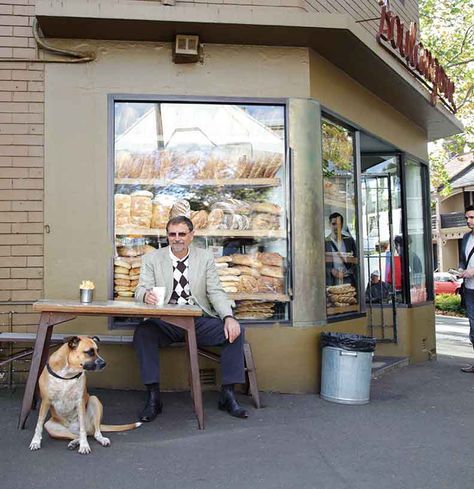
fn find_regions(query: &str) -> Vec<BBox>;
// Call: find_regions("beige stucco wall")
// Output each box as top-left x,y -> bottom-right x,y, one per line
375,304 -> 436,362
309,50 -> 428,160
440,191 -> 465,214
43,40 -> 433,393
44,40 -> 310,335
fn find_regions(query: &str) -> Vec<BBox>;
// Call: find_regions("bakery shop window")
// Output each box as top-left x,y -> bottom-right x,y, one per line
405,159 -> 428,303
322,119 -> 359,316
112,101 -> 290,324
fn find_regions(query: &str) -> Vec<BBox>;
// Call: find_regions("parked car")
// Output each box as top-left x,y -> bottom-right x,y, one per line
434,272 -> 462,295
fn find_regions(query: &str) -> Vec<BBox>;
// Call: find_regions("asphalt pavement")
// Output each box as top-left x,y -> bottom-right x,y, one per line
1,316 -> 474,489
435,314 -> 474,359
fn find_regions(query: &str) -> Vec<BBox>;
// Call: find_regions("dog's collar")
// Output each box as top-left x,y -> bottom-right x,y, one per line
46,363 -> 83,380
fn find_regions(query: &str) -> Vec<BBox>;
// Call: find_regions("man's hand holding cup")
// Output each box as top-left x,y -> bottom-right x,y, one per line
145,286 -> 166,306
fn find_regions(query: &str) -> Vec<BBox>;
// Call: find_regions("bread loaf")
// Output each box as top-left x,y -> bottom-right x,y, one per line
257,276 -> 284,293
219,275 -> 240,283
142,244 -> 156,255
128,154 -> 145,179
114,285 -> 131,292
231,254 -> 262,269
151,202 -> 171,229
116,151 -> 133,178
190,210 -> 208,229
251,202 -> 282,215
233,265 -> 261,278
260,265 -> 284,278
238,275 -> 259,293
169,199 -> 191,219
215,256 -> 233,263
114,259 -> 131,269
114,194 -> 131,227
140,153 -> 158,179
217,267 -> 241,276
250,213 -> 280,230
222,285 -> 238,293
116,291 -> 134,297
117,246 -> 141,258
114,266 -> 131,275
114,278 -> 131,286
159,151 -> 172,180
257,252 -> 283,267
208,209 -> 224,229
130,191 -> 153,228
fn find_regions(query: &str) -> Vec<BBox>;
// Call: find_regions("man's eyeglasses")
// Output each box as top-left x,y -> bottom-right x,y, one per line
167,232 -> 189,238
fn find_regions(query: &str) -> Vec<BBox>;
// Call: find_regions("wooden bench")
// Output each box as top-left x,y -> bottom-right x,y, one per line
0,331 -> 261,409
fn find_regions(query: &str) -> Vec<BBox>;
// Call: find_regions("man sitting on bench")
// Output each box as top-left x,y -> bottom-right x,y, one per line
133,216 -> 248,422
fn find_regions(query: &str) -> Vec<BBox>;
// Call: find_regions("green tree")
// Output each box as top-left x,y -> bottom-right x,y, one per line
419,0 -> 474,193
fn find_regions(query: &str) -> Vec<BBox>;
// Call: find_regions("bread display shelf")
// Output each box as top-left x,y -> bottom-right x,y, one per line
325,255 -> 358,264
115,227 -> 286,238
115,178 -> 281,188
327,304 -> 359,315
229,293 -> 290,302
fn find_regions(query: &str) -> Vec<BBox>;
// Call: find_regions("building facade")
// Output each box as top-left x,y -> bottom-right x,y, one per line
433,153 -> 474,272
0,0 -> 463,392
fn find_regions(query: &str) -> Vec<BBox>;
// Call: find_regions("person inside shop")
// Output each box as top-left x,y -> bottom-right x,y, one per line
325,212 -> 357,286
459,205 -> 474,373
394,235 -> 422,275
133,215 -> 248,422
365,270 -> 390,303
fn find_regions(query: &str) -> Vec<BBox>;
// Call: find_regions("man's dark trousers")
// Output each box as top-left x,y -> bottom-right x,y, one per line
133,317 -> 245,385
465,288 -> 474,345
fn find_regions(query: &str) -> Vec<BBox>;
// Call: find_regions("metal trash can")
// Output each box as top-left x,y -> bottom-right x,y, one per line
320,332 -> 376,405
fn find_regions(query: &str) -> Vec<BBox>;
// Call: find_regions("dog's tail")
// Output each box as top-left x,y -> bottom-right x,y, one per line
100,422 -> 142,432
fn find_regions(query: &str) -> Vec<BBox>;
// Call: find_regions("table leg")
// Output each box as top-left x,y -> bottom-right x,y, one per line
161,315 -> 204,430
18,312 -> 75,429
18,314 -> 52,429
185,325 -> 204,430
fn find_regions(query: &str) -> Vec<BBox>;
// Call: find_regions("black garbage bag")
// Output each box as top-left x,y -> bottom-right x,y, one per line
320,332 -> 376,352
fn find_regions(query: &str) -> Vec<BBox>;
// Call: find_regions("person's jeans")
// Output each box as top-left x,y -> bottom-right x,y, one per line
465,288 -> 474,345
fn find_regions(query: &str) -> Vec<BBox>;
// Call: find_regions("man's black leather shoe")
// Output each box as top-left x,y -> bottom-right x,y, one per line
218,386 -> 248,419
139,389 -> 163,422
461,364 -> 474,373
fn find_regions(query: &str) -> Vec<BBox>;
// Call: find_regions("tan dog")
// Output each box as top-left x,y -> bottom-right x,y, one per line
29,336 -> 141,454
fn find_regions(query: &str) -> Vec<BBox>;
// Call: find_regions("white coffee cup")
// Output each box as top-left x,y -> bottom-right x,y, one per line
152,286 -> 166,306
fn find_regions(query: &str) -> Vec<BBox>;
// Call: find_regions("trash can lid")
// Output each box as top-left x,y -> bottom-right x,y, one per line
320,332 -> 376,352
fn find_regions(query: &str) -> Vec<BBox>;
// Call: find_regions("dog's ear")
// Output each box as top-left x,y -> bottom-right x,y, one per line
65,336 -> 81,349
89,335 -> 100,344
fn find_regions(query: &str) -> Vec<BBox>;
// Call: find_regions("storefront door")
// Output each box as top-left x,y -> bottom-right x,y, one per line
361,171 -> 398,343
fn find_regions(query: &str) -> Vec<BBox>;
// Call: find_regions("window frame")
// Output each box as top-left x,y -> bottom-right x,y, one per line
108,94 -> 294,328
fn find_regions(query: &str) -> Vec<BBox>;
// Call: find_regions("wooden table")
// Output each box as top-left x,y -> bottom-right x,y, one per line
18,299 -> 203,430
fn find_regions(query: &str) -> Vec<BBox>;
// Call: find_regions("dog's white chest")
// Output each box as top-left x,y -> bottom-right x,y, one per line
48,375 -> 84,422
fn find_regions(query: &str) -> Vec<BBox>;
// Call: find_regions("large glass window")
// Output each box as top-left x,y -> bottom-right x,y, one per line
405,159 -> 428,303
322,119 -> 359,316
113,101 -> 290,323
362,156 -> 404,303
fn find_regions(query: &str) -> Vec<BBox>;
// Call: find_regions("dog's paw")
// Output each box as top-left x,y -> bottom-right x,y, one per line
29,439 -> 41,451
78,443 -> 91,455
67,439 -> 80,450
96,435 -> 110,447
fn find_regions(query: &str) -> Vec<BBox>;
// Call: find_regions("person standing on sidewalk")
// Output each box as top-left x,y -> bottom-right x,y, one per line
460,205 -> 474,372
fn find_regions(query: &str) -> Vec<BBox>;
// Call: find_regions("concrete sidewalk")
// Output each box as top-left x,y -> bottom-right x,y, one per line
1,354 -> 474,489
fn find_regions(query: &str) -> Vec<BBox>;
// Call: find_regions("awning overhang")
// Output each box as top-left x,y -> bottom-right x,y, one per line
35,1 -> 463,141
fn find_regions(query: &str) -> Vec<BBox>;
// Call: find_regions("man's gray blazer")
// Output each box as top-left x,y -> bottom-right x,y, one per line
135,245 -> 235,319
